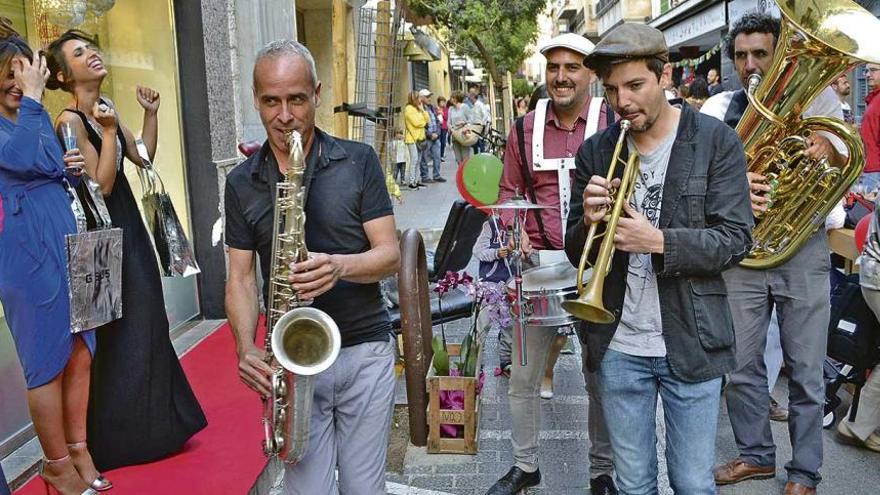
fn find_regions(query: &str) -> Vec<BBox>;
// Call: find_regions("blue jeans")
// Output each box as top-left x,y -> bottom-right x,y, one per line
0,462 -> 9,495
419,138 -> 442,180
598,349 -> 721,495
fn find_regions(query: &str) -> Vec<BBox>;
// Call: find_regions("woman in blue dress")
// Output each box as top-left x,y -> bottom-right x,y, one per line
0,21 -> 106,495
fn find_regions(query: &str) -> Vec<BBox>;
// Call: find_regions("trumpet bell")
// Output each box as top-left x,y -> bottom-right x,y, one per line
271,307 -> 341,376
561,299 -> 615,324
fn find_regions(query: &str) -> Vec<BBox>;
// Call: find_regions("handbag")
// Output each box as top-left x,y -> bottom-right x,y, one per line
135,139 -> 201,277
451,124 -> 480,147
66,175 -> 123,333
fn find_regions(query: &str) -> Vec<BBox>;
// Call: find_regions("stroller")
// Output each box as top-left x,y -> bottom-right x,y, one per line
823,272 -> 880,428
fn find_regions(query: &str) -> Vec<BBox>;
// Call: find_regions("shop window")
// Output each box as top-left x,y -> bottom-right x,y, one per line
411,61 -> 428,91
0,0 -> 191,234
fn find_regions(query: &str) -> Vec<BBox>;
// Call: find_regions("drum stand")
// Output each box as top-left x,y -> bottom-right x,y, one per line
510,211 -> 528,366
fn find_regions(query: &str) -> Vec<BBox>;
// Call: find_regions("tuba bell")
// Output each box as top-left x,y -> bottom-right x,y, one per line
736,0 -> 880,269
262,131 -> 341,464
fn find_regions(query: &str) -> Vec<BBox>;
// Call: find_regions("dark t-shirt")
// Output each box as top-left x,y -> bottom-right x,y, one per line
224,128 -> 395,347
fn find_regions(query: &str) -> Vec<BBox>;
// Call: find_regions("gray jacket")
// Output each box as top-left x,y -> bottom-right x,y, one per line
564,103 -> 753,382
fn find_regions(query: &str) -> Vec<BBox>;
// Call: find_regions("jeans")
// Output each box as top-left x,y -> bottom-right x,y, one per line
854,171 -> 880,196
439,129 -> 448,158
598,349 -> 720,495
849,288 -> 880,440
419,138 -> 442,180
407,143 -> 420,185
0,461 -> 9,495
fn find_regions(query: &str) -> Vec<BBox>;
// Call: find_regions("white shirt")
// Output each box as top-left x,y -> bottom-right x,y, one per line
700,86 -> 847,228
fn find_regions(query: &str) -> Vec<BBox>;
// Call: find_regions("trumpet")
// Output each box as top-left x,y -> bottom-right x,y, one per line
562,120 -> 639,323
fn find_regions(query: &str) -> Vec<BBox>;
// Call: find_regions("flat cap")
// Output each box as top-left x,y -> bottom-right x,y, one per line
539,33 -> 596,58
585,23 -> 669,65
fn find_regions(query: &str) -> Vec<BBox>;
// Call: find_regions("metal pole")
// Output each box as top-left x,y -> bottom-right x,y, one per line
510,212 -> 527,366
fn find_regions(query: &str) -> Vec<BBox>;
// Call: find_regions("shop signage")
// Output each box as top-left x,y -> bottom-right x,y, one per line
663,2 -> 726,48
728,0 -> 780,23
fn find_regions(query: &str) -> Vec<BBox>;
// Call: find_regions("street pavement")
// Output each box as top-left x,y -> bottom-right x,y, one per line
387,151 -> 880,494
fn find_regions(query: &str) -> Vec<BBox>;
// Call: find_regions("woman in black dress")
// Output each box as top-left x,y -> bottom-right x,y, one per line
45,29 -> 207,472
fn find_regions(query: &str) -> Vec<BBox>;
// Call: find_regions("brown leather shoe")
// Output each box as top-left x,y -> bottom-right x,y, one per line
784,481 -> 816,494
714,458 -> 775,485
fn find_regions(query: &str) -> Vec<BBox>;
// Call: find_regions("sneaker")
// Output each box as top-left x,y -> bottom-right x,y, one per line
540,377 -> 553,399
836,420 -> 880,452
407,183 -> 419,190
433,176 -> 447,182
421,178 -> 434,184
416,182 -> 427,189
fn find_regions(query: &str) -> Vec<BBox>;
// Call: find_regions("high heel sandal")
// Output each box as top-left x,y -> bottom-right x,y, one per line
39,455 -> 99,495
67,442 -> 113,492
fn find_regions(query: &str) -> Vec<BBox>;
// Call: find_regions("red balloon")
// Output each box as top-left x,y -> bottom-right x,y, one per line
855,214 -> 871,254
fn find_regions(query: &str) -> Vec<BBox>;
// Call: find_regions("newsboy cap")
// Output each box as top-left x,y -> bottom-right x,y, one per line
539,33 -> 596,58
584,23 -> 669,67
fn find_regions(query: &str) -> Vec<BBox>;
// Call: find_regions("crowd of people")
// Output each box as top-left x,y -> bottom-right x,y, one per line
395,85 -> 493,190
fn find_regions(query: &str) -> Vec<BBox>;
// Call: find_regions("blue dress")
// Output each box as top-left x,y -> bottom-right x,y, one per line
0,97 -> 95,389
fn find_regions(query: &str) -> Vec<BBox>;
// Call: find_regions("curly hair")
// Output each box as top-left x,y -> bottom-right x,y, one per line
44,29 -> 101,92
725,12 -> 780,61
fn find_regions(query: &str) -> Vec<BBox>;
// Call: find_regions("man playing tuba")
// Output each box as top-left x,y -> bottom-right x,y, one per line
702,12 -> 847,495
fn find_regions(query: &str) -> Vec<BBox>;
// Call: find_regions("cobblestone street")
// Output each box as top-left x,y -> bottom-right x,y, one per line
386,154 -> 880,495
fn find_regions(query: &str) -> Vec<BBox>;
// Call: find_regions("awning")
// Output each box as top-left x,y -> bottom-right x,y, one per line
402,28 -> 442,61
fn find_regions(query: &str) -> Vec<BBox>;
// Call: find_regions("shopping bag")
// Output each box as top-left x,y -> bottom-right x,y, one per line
66,175 -> 123,333
135,139 -> 201,277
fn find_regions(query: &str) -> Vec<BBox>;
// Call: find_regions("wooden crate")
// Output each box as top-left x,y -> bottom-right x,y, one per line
426,343 -> 482,454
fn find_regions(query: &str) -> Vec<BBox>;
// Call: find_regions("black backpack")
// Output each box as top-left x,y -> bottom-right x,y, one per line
827,273 -> 880,370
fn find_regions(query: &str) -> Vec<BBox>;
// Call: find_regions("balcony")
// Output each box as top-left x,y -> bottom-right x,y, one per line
555,0 -> 579,21
596,0 -> 620,17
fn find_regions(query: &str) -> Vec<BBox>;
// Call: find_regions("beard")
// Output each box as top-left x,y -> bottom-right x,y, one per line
550,84 -> 582,109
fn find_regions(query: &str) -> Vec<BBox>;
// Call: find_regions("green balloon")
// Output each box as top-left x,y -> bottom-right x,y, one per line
458,153 -> 503,206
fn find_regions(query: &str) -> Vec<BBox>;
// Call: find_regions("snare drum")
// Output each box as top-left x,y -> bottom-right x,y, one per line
507,262 -> 586,327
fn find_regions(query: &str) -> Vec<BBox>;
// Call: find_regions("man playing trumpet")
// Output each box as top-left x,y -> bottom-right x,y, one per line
565,24 -> 753,493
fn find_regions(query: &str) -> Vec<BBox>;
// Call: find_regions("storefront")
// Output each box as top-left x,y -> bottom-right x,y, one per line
0,0 -> 199,460
650,0 -> 726,88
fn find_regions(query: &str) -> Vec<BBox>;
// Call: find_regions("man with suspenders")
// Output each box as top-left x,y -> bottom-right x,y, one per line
485,33 -> 617,495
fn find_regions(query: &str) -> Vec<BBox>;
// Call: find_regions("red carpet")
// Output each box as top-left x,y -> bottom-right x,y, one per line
16,323 -> 267,495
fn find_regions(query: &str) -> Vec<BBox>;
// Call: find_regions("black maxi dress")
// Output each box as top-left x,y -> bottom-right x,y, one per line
67,107 -> 207,471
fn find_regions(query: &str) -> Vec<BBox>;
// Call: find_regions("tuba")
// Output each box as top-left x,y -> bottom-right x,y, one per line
262,131 -> 341,464
736,0 -> 880,269
562,120 -> 639,323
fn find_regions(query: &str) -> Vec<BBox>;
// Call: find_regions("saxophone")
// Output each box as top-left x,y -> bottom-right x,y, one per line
262,130 -> 341,464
